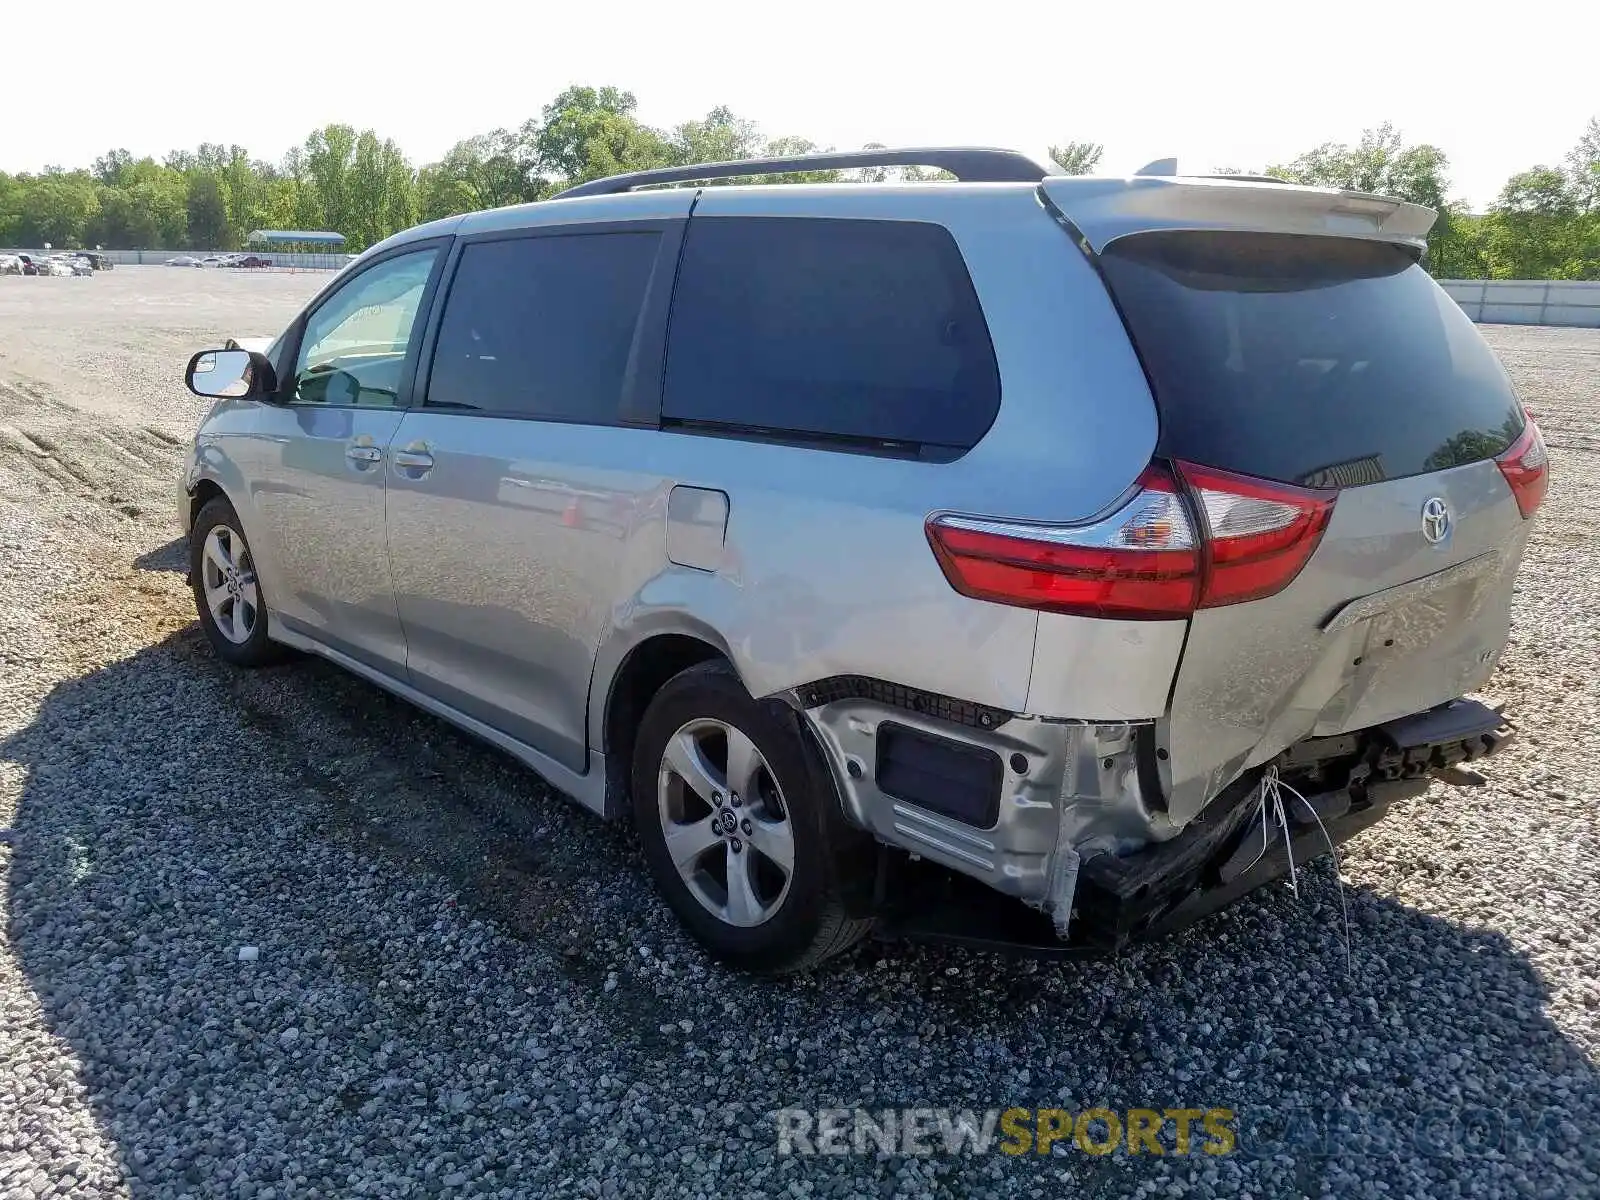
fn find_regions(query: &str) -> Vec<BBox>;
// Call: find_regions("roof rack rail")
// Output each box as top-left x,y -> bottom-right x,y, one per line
552,146 -> 1048,199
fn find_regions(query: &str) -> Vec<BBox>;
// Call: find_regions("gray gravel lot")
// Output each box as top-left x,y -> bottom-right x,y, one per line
0,267 -> 1597,1198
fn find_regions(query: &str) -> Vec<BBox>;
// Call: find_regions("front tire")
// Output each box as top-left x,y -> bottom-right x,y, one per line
189,496 -> 284,668
632,661 -> 873,974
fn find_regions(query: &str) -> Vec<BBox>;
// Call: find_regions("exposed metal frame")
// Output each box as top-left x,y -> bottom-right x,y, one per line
553,147 -> 1048,199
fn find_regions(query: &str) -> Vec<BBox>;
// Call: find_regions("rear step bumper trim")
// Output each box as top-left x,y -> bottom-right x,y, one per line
1377,697 -> 1511,751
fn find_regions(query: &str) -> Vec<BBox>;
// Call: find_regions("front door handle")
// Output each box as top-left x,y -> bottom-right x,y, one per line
345,444 -> 383,464
392,441 -> 435,475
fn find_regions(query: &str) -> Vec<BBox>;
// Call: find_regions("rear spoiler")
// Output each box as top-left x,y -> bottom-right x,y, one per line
1038,175 -> 1437,254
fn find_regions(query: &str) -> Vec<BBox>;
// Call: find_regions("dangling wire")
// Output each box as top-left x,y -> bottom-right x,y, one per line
1244,765 -> 1353,974
1240,765 -> 1298,895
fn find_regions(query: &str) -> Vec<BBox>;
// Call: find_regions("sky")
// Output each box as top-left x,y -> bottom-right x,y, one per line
4,0 -> 1595,211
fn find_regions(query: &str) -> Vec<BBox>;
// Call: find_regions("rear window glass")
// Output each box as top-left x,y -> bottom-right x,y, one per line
1099,232 -> 1524,487
663,217 -> 999,457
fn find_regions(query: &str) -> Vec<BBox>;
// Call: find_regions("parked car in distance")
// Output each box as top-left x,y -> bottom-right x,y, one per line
0,254 -> 21,275
166,256 -> 201,267
72,251 -> 113,270
17,254 -> 40,275
37,257 -> 75,276
56,255 -> 94,277
177,147 -> 1544,973
232,255 -> 272,268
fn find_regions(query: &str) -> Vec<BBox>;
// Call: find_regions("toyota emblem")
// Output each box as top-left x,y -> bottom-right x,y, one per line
1421,496 -> 1451,544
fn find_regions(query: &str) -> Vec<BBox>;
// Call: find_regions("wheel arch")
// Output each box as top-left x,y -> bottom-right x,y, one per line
183,470 -> 282,624
595,625 -> 735,819
187,477 -> 229,534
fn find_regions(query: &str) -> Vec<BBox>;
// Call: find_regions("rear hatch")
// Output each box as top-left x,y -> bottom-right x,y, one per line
1042,178 -> 1545,825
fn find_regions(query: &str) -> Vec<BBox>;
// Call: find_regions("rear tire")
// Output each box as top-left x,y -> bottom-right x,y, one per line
189,496 -> 285,668
632,661 -> 873,973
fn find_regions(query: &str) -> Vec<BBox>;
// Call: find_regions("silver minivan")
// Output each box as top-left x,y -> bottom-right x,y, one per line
179,148 -> 1545,972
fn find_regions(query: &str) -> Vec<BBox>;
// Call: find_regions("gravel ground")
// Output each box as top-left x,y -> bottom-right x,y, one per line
0,268 -> 1597,1199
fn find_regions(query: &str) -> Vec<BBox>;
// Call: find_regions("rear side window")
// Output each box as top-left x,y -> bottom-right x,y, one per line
663,217 -> 999,458
427,232 -> 660,423
1099,232 -> 1524,487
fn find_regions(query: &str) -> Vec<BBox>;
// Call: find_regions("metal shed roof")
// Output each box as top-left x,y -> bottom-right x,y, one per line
246,230 -> 347,245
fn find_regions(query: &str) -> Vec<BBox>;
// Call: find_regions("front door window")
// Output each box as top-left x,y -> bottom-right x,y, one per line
292,250 -> 438,407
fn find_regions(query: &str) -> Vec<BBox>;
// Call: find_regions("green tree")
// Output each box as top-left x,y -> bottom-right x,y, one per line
0,174 -> 18,242
1565,116 -> 1600,213
670,106 -> 763,169
346,132 -> 416,249
1485,167 -> 1590,279
1427,210 -> 1492,279
139,173 -> 191,248
532,86 -> 674,187
92,148 -> 134,187
417,130 -> 536,222
304,124 -> 359,235
185,173 -> 229,248
280,146 -> 324,230
18,175 -> 100,246
89,188 -> 155,248
217,146 -> 263,243
1048,141 -> 1103,175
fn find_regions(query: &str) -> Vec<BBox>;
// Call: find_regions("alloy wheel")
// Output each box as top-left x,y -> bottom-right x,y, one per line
656,717 -> 795,927
200,525 -> 258,644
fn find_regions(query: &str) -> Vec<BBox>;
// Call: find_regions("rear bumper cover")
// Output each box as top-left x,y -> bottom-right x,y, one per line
871,697 -> 1514,955
804,687 -> 1169,933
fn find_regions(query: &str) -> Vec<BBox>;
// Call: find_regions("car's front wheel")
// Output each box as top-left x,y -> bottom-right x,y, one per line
189,495 -> 284,668
632,661 -> 873,973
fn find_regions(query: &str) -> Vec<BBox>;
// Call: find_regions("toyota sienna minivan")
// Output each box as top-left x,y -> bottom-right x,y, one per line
179,147 -> 1544,972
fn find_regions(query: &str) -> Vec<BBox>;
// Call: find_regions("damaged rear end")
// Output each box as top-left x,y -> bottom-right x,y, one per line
885,177 -> 1546,952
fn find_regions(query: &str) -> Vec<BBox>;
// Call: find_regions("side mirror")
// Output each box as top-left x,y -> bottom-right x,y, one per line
186,348 -> 277,401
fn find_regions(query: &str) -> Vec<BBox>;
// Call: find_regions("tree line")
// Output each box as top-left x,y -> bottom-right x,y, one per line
2,85 -> 1596,279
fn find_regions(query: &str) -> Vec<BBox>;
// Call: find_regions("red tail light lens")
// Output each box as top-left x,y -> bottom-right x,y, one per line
1175,462 -> 1336,607
1495,419 -> 1548,518
927,462 -> 1335,620
927,466 -> 1200,619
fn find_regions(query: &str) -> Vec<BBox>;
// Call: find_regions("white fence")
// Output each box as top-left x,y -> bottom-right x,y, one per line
1437,279 -> 1600,328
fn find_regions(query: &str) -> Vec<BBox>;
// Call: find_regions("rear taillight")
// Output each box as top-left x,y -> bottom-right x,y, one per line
927,466 -> 1200,619
1175,462 -> 1336,608
1495,419 -> 1548,518
927,462 -> 1334,620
